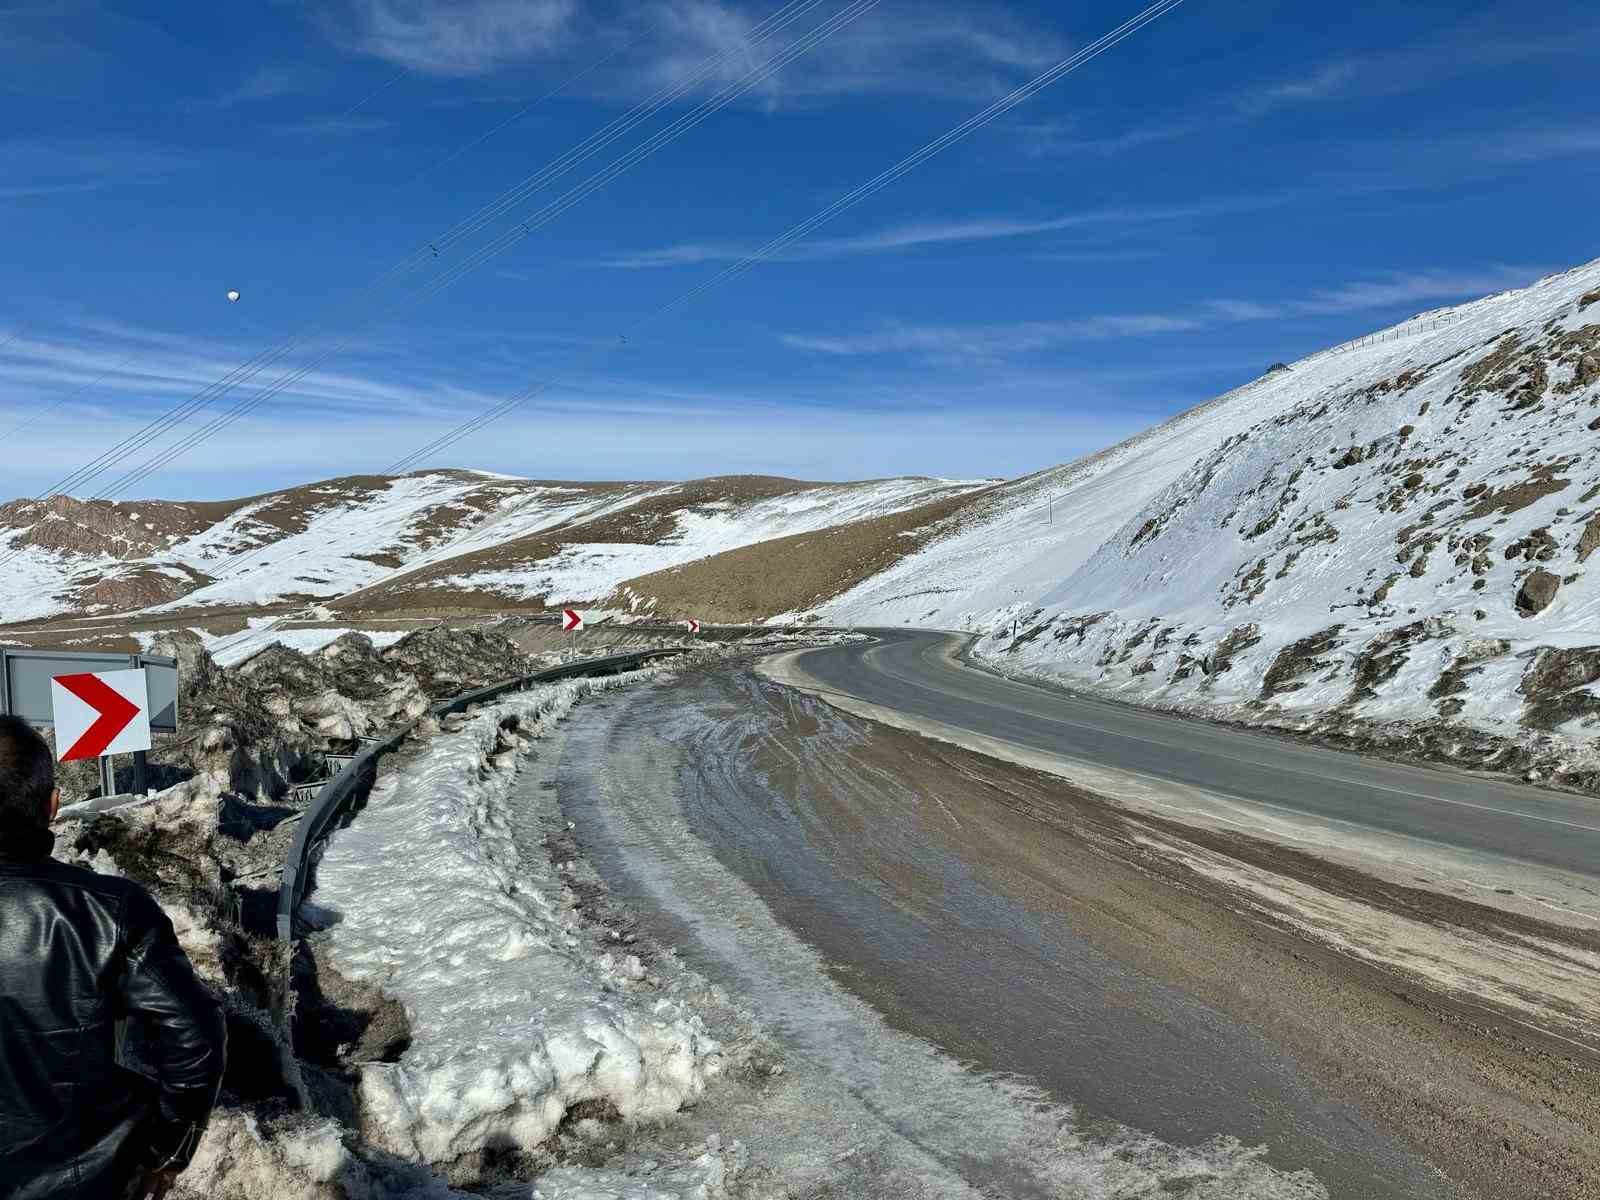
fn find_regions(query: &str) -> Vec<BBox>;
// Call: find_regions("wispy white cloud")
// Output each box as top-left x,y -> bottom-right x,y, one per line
782,314 -> 1206,359
0,388 -> 1144,498
0,317 -> 1160,496
1290,267 -> 1534,315
270,114 -> 395,137
0,181 -> 109,200
782,266 -> 1539,359
600,242 -> 743,270
597,195 -> 1312,269
1479,126 -> 1600,163
0,321 -> 482,421
324,0 -> 575,78
0,138 -> 186,201
1230,62 -> 1359,116
1015,17 -> 1596,159
320,0 -> 1063,102
197,66 -> 308,111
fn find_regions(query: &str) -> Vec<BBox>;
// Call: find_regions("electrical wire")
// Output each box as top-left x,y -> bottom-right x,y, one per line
388,0 -> 1188,473
0,0 -> 830,525
96,0 -> 878,503
0,349 -> 142,444
98,0 -> 883,586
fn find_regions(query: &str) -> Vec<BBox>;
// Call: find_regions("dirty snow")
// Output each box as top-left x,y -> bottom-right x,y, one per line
186,620 -> 412,667
314,676 -> 732,1194
545,680 -> 1334,1199
1139,828 -> 1600,1055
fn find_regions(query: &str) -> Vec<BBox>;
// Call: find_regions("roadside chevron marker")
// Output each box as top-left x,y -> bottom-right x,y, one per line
562,609 -> 584,632
50,670 -> 151,761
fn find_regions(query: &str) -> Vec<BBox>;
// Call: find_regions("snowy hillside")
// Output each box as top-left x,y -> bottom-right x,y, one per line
0,471 -> 982,623
795,372 -> 1310,630
891,258 -> 1600,776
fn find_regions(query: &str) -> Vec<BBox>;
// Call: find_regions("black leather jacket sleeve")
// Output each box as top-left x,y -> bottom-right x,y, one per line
115,887 -> 227,1172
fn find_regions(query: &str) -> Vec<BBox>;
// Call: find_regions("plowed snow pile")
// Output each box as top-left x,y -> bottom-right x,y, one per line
312,678 -> 739,1196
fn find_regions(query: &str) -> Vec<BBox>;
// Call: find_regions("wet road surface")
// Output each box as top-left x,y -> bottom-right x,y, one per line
554,669 -> 1459,1199
793,629 -> 1600,879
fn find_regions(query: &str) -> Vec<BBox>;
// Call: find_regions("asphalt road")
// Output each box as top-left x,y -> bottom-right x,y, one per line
792,629 -> 1600,880
555,673 -> 1458,1198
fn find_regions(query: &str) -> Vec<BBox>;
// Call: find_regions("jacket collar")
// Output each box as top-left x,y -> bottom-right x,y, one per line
0,826 -> 55,862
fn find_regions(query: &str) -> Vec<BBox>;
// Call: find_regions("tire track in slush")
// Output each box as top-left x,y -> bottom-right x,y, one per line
550,671 -> 1452,1198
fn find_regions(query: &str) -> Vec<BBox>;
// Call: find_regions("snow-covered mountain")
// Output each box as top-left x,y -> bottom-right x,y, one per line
0,472 -> 986,623
814,258 -> 1600,776
11,257 -> 1600,781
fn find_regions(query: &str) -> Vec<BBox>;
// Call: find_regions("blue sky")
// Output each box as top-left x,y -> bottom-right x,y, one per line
1,0 -> 1597,499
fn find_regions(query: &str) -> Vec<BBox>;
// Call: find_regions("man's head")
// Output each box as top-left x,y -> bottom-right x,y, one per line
0,716 -> 58,831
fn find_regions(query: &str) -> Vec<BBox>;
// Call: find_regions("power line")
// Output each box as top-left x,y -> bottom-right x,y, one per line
96,0 -> 878,503
338,66 -> 409,119
3,0 -> 829,516
0,349 -> 142,444
406,27 -> 653,185
0,71 -> 420,462
90,0 -> 882,589
100,0 -> 1188,640
387,0 -> 1189,474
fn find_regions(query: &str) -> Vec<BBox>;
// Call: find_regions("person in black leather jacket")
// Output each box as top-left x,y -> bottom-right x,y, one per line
0,715 -> 226,1200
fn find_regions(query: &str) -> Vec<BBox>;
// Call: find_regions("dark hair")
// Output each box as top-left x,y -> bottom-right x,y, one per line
0,715 -> 55,831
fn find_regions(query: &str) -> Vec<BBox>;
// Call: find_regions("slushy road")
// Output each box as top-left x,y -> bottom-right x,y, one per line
790,629 -> 1600,879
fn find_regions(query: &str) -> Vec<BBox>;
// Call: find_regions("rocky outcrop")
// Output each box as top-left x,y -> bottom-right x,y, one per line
1515,570 -> 1561,617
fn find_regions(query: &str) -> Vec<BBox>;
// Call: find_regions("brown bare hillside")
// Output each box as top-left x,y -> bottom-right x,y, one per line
0,494 -> 243,559
605,487 -> 997,622
330,475 -> 905,613
329,478 -> 789,610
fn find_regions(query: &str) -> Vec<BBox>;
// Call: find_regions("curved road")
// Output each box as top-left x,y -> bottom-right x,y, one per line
792,628 -> 1600,880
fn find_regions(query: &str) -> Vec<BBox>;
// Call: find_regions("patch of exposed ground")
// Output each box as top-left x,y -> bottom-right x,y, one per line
599,488 -> 992,622
331,475 -> 837,611
0,494 -> 236,558
1260,625 -> 1343,698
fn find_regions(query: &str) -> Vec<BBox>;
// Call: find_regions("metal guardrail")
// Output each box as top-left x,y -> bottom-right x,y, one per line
273,647 -> 689,943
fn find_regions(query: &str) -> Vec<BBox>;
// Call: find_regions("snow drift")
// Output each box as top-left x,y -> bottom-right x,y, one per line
313,676 -> 730,1185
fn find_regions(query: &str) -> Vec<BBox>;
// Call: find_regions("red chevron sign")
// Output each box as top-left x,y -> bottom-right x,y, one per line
562,609 -> 583,632
686,619 -> 701,635
50,670 -> 152,762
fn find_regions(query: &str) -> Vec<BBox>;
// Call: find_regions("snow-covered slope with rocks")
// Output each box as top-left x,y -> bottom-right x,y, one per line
790,372 -> 1310,630
0,471 -> 982,622
828,259 -> 1600,778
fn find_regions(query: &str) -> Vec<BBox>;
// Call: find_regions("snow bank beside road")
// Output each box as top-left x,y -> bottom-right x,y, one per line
202,622 -> 412,667
315,674 -> 732,1192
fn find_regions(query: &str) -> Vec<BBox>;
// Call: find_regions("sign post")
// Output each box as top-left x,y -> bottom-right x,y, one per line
51,671 -> 151,760
0,650 -> 177,801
